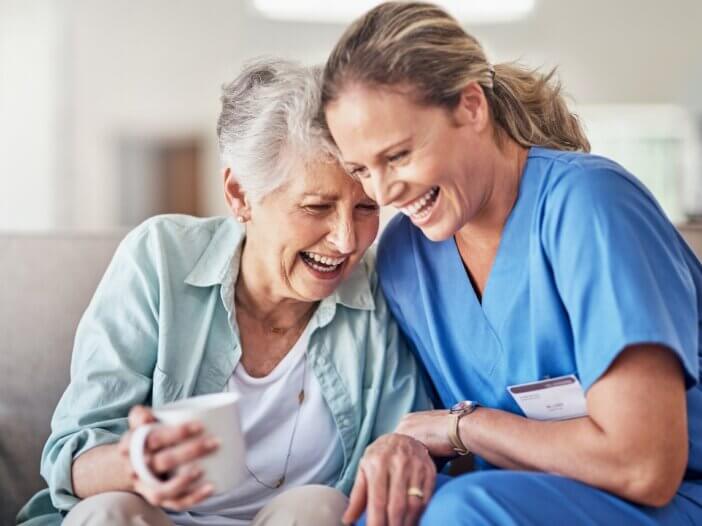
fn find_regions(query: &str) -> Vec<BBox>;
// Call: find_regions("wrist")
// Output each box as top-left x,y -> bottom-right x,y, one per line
457,406 -> 485,454
447,400 -> 480,456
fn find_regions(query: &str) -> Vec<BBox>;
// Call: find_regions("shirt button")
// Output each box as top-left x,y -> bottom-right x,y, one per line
318,357 -> 327,366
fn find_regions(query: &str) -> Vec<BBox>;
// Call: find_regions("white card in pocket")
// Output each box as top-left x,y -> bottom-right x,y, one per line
507,374 -> 588,421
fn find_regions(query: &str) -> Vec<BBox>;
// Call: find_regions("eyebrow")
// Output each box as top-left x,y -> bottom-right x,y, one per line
302,192 -> 340,200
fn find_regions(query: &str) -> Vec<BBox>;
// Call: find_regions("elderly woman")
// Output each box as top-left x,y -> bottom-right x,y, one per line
17,58 -> 431,526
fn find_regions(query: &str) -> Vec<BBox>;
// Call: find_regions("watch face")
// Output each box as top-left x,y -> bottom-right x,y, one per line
450,400 -> 474,414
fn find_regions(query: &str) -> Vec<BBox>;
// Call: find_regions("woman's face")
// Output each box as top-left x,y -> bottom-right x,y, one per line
245,160 -> 379,302
325,83 -> 493,241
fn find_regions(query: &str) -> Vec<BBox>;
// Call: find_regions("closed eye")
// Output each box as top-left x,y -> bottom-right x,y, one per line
304,204 -> 332,213
347,166 -> 369,179
356,203 -> 380,213
387,150 -> 409,163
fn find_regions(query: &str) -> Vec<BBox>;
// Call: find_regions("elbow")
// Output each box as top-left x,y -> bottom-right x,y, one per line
618,448 -> 687,507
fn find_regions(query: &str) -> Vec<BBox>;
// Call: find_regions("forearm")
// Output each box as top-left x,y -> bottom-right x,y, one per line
462,407 -> 684,504
71,443 -> 134,498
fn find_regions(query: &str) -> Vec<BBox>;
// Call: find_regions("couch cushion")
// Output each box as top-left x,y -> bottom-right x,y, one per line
0,232 -> 122,525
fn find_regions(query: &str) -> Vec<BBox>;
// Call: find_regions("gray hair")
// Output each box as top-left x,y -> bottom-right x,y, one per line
217,57 -> 339,202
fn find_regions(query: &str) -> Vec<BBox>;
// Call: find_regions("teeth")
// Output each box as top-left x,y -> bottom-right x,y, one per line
400,187 -> 438,217
301,251 -> 347,268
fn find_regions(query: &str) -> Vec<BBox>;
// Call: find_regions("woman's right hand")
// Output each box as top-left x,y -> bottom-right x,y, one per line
343,433 -> 437,526
117,405 -> 220,511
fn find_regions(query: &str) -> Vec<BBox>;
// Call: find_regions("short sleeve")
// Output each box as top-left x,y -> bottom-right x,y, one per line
542,164 -> 699,391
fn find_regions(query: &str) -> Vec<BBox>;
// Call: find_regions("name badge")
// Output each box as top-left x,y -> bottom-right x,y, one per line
507,375 -> 588,421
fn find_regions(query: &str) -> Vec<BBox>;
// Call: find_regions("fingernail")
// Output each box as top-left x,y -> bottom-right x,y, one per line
189,465 -> 203,477
202,483 -> 215,494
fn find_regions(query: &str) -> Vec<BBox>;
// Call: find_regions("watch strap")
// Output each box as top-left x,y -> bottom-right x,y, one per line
447,413 -> 470,456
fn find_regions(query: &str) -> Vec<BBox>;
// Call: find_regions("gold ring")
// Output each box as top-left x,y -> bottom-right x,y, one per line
407,486 -> 424,499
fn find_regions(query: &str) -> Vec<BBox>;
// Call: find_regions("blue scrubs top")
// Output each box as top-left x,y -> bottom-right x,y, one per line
377,147 -> 702,502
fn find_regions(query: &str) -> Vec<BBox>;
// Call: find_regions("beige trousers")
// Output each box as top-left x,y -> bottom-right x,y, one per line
64,485 -> 348,526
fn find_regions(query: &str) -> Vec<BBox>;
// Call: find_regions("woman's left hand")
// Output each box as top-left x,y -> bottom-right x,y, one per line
395,410 -> 458,458
343,433 -> 436,526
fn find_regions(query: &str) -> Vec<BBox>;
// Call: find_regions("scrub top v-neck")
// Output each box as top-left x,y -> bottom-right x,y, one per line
377,147 -> 702,500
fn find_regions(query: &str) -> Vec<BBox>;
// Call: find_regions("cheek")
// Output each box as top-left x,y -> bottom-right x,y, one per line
356,217 -> 380,251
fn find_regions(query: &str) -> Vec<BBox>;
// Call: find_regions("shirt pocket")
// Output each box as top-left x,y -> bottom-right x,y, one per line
151,366 -> 184,407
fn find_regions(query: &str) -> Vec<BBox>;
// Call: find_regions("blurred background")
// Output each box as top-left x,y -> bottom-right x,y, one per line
1,0 -> 702,232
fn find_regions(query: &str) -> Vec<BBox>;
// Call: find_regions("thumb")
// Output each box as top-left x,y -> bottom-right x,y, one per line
128,405 -> 157,430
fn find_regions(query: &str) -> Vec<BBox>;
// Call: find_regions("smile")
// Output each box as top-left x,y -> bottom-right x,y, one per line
399,186 -> 440,220
300,251 -> 348,273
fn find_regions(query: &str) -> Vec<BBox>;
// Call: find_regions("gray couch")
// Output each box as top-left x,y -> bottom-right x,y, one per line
2,225 -> 701,526
0,233 -> 123,526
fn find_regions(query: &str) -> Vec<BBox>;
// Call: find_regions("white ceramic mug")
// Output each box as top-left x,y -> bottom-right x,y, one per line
129,392 -> 246,494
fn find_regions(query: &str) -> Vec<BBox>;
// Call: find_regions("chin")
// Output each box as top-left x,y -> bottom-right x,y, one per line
419,221 -> 458,242
299,281 -> 339,302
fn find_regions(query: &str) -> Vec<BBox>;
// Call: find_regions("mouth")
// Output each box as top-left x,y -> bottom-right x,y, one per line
398,186 -> 440,222
299,251 -> 348,280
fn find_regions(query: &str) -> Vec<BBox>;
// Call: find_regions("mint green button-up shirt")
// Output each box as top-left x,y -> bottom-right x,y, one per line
18,215 -> 431,525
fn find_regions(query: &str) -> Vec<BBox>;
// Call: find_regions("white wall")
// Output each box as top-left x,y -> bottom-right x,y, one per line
2,0 -> 702,230
0,0 -> 64,230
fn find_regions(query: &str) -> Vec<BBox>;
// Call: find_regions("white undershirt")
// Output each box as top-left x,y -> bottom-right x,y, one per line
167,323 -> 344,526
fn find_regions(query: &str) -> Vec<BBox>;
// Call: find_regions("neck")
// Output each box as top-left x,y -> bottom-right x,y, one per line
457,138 -> 527,244
235,240 -> 315,327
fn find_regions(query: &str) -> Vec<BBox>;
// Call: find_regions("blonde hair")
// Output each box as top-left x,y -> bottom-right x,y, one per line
322,1 -> 590,152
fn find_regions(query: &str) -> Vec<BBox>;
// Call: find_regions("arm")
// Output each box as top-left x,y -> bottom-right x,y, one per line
71,444 -> 132,497
459,345 -> 688,506
44,222 -> 213,511
399,166 -> 697,508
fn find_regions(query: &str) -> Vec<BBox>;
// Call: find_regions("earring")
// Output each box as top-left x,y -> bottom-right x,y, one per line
237,216 -> 245,223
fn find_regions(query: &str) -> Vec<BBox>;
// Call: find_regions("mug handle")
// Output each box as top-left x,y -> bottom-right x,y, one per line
129,423 -> 163,487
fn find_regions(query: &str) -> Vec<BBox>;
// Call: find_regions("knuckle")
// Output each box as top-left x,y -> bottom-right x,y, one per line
370,495 -> 387,510
388,501 -> 406,517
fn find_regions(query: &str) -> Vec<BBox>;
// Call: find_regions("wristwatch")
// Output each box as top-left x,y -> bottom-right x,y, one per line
448,400 -> 480,456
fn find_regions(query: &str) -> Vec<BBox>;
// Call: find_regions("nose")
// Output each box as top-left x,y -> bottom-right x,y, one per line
369,169 -> 402,207
328,212 -> 357,255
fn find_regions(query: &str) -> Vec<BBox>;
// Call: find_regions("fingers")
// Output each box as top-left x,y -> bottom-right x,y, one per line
386,456 -> 409,526
343,467 -> 369,525
146,421 -> 204,452
160,481 -> 216,511
353,433 -> 438,526
365,460 -> 389,526
149,435 -> 219,476
135,466 -> 215,511
403,463 -> 432,526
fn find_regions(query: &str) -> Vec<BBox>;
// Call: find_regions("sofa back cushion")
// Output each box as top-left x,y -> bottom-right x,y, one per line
0,233 -> 122,525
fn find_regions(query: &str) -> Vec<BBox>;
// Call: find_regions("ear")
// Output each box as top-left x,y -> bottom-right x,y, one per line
451,81 -> 490,133
223,167 -> 251,222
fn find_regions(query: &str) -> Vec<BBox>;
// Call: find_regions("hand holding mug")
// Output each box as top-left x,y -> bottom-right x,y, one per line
117,405 -> 219,511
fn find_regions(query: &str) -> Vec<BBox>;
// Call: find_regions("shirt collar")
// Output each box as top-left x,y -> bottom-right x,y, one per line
184,218 -> 375,315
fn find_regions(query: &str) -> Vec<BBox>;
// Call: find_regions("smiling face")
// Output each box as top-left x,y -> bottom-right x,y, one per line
325,82 -> 497,241
237,159 -> 380,303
